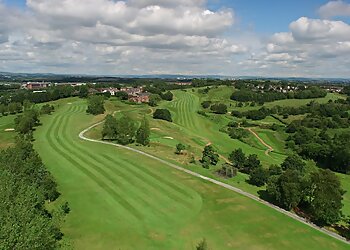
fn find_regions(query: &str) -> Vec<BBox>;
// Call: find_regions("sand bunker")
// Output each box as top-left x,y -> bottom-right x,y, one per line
4,128 -> 15,132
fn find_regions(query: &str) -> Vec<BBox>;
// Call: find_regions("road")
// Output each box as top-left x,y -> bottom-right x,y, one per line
79,121 -> 349,245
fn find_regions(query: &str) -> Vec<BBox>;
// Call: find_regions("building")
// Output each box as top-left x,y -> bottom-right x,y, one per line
54,82 -> 87,87
23,82 -> 50,90
128,92 -> 150,103
174,82 -> 192,86
98,86 -> 145,97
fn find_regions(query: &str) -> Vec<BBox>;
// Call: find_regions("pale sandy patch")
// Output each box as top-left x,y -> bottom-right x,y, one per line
4,128 -> 15,132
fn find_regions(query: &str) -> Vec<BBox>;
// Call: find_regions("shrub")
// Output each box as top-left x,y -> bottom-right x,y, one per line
153,109 -> 172,122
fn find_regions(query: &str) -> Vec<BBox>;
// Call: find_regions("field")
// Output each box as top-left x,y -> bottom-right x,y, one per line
202,86 -> 345,112
89,89 -> 350,219
32,98 -> 350,249
0,114 -> 16,149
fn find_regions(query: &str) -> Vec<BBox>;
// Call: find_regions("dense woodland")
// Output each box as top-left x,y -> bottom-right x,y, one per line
0,103 -> 66,249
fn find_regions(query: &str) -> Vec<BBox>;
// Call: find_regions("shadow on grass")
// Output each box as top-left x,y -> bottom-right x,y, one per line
257,189 -> 278,204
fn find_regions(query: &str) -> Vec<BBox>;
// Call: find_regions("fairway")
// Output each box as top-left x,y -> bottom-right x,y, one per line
164,91 -> 286,166
0,115 -> 16,149
33,99 -> 349,249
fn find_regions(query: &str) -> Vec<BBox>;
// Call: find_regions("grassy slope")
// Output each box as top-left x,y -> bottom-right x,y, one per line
0,114 -> 16,149
203,86 -> 344,112
101,89 -> 350,219
194,87 -> 350,217
33,98 -> 349,250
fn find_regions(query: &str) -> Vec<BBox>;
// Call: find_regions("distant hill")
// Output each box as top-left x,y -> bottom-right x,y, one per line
0,71 -> 349,84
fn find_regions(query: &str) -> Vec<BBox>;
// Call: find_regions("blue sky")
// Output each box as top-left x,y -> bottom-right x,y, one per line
0,0 -> 350,77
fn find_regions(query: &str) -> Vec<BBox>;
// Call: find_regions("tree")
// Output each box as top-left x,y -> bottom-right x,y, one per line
281,154 -> 305,172
153,109 -> 172,122
15,110 -> 40,134
79,85 -> 89,98
8,102 -> 22,114
160,91 -> 173,101
267,170 -> 304,210
116,91 -> 128,100
249,166 -> 268,187
305,169 -> 344,226
268,164 -> 282,176
115,116 -> 136,145
86,95 -> 105,115
0,104 -> 7,116
136,117 -> 150,146
229,149 -> 246,170
210,103 -> 227,114
23,100 -> 34,111
102,114 -> 117,140
61,202 -> 70,214
175,143 -> 186,155
201,101 -> 211,109
149,94 -> 161,107
243,154 -> 261,174
196,238 -> 209,250
41,104 -> 55,115
0,139 -> 61,249
201,145 -> 219,167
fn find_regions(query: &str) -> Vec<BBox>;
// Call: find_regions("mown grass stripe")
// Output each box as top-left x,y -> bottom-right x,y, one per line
103,153 -> 194,199
55,112 -> 145,220
61,112 -> 171,218
72,103 -> 195,200
72,104 -> 195,208
46,106 -> 143,220
102,154 -> 194,209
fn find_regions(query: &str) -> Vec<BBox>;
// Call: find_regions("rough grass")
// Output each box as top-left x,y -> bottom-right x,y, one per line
33,98 -> 349,249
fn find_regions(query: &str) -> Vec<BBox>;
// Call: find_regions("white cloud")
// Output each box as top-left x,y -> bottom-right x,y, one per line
0,0 -> 248,75
319,0 -> 350,18
290,17 -> 350,42
247,16 -> 350,77
0,1 -> 350,77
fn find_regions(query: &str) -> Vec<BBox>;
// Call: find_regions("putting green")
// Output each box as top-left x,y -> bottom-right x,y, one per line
33,99 -> 349,249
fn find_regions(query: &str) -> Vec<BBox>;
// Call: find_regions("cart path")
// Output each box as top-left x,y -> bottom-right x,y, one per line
79,121 -> 349,245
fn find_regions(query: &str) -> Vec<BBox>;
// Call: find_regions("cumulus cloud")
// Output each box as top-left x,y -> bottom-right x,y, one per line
1,0 -> 350,77
319,0 -> 350,18
251,16 -> 350,77
0,0 -> 248,74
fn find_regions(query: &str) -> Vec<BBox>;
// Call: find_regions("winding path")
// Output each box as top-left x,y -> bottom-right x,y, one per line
246,128 -> 274,155
79,121 -> 349,245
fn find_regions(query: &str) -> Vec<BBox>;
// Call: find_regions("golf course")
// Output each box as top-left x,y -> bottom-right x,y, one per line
31,94 -> 350,249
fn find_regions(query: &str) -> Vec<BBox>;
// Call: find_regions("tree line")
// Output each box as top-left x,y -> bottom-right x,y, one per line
0,103 -> 66,249
231,86 -> 327,103
198,143 -> 346,229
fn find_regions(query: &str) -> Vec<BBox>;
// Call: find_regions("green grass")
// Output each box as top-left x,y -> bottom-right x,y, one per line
198,86 -> 346,112
0,114 -> 16,149
33,98 -> 349,249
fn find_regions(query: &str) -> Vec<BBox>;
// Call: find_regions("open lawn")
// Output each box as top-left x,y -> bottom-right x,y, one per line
0,114 -> 16,149
33,98 -> 349,249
